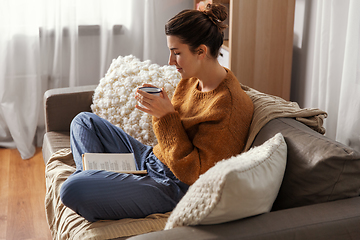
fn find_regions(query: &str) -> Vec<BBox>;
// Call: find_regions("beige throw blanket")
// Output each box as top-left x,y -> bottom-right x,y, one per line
44,86 -> 327,239
242,85 -> 327,151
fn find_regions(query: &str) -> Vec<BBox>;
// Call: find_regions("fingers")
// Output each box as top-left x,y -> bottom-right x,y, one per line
134,93 -> 157,115
160,87 -> 170,100
135,89 -> 156,104
135,103 -> 151,113
135,89 -> 160,112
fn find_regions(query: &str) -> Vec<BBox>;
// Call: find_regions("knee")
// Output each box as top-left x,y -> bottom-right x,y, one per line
70,112 -> 104,137
60,175 -> 83,210
71,112 -> 94,130
60,174 -> 97,222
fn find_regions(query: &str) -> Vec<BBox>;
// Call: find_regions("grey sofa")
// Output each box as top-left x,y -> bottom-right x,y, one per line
43,85 -> 360,240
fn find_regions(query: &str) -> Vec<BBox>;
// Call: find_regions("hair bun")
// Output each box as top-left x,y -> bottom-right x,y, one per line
203,3 -> 228,31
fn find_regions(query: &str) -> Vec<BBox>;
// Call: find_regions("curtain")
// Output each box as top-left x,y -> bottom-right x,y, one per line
0,0 -> 193,159
292,0 -> 360,151
336,0 -> 360,151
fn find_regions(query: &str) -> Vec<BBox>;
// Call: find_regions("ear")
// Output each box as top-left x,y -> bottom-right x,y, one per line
197,44 -> 207,60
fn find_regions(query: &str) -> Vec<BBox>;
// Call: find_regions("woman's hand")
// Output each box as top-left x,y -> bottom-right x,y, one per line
135,84 -> 175,118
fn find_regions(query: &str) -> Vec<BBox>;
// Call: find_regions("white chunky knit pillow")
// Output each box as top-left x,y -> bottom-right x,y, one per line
165,133 -> 287,229
91,55 -> 181,146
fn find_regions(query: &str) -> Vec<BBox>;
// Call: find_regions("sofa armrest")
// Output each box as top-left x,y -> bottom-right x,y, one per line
44,85 -> 97,132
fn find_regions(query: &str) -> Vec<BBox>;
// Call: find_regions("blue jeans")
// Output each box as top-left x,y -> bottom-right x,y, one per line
60,112 -> 188,222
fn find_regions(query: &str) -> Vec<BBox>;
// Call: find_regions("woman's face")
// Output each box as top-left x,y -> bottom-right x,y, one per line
167,35 -> 200,79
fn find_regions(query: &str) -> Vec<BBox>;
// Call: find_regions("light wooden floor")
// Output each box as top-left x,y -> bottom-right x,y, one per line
0,147 -> 52,240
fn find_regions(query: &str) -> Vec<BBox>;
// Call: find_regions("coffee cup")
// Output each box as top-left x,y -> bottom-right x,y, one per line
138,87 -> 162,95
137,87 -> 162,108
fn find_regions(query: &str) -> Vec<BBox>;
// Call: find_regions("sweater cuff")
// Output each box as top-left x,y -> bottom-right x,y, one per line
153,111 -> 179,125
152,111 -> 185,145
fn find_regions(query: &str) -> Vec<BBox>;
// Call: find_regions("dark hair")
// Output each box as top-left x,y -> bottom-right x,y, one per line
165,3 -> 228,59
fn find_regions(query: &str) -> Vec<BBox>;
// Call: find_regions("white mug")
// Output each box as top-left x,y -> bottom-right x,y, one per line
138,87 -> 161,108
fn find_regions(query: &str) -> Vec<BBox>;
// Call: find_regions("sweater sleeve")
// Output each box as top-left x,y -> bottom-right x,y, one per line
152,112 -> 201,185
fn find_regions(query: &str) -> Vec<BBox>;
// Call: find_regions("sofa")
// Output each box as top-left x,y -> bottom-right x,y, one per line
43,85 -> 360,240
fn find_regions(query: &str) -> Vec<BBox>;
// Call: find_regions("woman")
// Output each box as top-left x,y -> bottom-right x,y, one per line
60,3 -> 253,222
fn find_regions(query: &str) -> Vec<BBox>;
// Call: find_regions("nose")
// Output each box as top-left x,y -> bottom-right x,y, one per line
168,53 -> 176,66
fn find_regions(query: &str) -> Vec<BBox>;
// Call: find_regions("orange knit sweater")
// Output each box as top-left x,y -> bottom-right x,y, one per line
152,69 -> 254,185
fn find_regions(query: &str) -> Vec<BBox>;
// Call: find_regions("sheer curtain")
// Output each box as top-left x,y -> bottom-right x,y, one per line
292,0 -> 360,151
336,0 -> 360,151
0,0 -> 192,159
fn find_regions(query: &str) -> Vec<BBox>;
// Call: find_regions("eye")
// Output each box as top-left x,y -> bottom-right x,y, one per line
174,52 -> 180,56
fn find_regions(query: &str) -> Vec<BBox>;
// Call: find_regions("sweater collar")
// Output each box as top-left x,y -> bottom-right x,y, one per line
190,67 -> 232,97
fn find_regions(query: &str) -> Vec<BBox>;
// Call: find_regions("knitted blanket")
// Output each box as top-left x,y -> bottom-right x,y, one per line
242,84 -> 327,151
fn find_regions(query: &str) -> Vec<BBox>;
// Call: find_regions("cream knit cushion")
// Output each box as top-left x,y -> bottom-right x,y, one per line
165,133 -> 287,229
91,55 -> 181,146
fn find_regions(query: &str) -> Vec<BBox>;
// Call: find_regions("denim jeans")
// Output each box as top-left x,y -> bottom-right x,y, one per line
60,112 -> 188,222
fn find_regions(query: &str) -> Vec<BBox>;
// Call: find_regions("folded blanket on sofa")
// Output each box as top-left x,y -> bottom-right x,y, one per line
242,84 -> 328,151
45,148 -> 170,240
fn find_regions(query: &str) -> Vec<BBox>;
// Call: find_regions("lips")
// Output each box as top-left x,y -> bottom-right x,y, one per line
177,68 -> 182,72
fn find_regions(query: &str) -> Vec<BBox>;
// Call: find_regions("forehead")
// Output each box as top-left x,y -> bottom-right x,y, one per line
166,35 -> 186,49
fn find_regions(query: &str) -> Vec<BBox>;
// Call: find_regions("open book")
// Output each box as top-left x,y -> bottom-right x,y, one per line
82,153 -> 147,174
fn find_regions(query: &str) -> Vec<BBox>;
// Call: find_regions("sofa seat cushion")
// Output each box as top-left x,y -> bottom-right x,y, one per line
252,117 -> 360,210
165,133 -> 287,229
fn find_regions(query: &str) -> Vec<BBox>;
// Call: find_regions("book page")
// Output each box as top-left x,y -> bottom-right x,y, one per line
83,153 -> 139,172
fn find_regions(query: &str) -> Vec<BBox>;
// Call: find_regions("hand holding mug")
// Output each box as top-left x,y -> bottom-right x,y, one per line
135,84 -> 175,118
